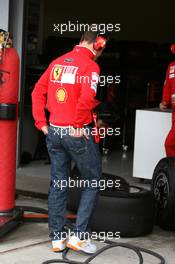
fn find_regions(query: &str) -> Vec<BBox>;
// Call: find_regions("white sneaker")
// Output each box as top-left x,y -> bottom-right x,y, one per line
67,235 -> 97,254
52,238 -> 67,252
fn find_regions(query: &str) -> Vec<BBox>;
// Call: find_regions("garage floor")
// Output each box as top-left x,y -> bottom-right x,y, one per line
0,150 -> 174,264
16,151 -> 138,195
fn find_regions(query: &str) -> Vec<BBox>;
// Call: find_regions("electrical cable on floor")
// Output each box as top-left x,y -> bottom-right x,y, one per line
41,238 -> 165,264
15,205 -> 166,264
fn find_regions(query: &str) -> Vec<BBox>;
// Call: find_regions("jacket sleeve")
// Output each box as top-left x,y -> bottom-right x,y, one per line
31,64 -> 51,130
162,65 -> 171,106
73,63 -> 100,128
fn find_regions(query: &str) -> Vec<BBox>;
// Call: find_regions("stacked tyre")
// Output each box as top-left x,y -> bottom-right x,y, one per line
67,170 -> 155,237
152,157 -> 175,230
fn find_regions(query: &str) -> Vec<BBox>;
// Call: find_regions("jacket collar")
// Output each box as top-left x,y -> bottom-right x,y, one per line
73,45 -> 96,60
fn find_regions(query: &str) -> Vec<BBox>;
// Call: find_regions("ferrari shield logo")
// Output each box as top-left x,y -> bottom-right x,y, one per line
53,66 -> 63,81
50,64 -> 78,84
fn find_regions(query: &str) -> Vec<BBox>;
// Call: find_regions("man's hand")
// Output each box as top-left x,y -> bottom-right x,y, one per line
41,125 -> 49,135
70,127 -> 89,139
171,94 -> 175,107
159,102 -> 168,111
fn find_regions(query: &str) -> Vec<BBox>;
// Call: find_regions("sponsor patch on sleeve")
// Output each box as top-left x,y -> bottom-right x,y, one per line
169,73 -> 175,79
91,72 -> 99,93
170,66 -> 175,74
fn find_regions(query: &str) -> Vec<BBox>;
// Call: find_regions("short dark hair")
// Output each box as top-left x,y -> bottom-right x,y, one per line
80,26 -> 99,44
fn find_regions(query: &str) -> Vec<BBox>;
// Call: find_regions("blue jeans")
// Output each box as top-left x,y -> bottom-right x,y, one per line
46,126 -> 102,240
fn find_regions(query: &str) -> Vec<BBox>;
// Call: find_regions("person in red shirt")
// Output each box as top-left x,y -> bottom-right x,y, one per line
32,28 -> 107,254
160,44 -> 175,157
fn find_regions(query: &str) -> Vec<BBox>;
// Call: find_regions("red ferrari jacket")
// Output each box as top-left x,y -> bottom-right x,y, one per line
162,61 -> 175,109
32,45 -> 100,130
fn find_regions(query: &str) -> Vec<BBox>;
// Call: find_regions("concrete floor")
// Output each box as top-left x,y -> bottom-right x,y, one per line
0,151 -> 174,263
16,151 -> 139,195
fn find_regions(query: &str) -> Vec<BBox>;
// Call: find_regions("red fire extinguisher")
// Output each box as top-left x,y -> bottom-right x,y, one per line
0,30 -> 19,212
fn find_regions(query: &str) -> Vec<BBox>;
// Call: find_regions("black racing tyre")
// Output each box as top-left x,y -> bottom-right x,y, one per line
70,167 -> 129,189
67,172 -> 129,212
90,186 -> 155,237
67,173 -> 155,237
152,157 -> 175,230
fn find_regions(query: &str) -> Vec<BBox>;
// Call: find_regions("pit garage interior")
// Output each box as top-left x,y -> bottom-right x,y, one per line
1,0 -> 175,263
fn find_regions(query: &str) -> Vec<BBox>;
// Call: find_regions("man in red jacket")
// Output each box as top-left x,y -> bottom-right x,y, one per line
160,44 -> 175,157
32,28 -> 107,253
